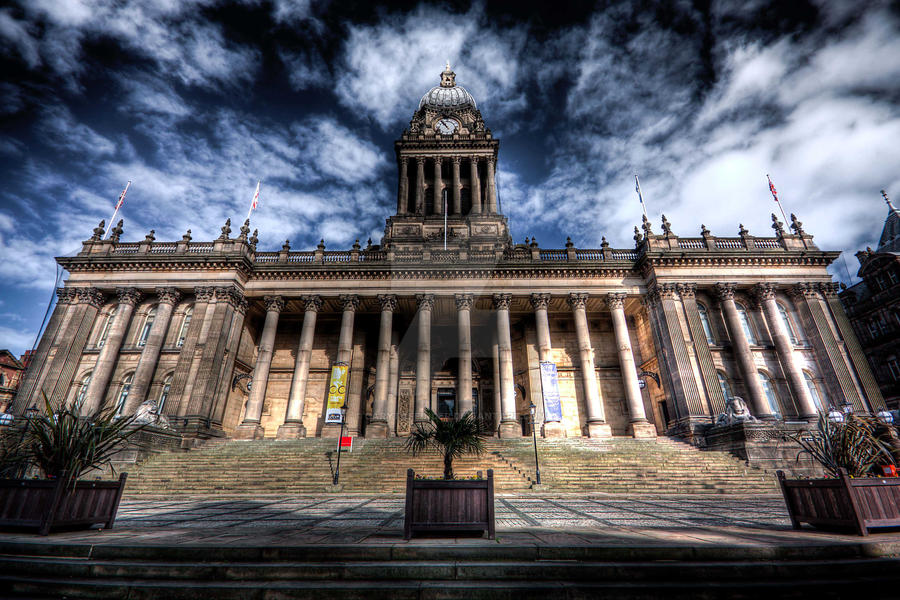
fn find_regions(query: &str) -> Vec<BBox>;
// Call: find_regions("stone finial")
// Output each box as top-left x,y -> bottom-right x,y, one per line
144,230 -> 155,243
789,213 -> 804,236
282,239 -> 291,252
91,220 -> 105,241
219,218 -> 232,240
700,224 -> 710,237
238,219 -> 250,240
529,236 -> 538,248
366,238 -> 373,250
883,190 -> 895,211
771,213 -> 785,235
661,214 -> 672,236
182,229 -> 192,242
641,214 -> 653,236
565,236 -> 574,249
352,239 -> 361,251
633,226 -> 643,245
317,239 -> 326,251
738,223 -> 749,237
601,236 -> 609,250
249,229 -> 258,247
109,219 -> 124,243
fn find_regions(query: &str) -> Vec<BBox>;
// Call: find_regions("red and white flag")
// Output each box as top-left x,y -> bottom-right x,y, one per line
115,181 -> 131,210
250,181 -> 260,211
767,174 -> 779,203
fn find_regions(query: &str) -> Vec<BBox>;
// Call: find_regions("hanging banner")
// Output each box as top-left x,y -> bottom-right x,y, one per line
540,361 -> 563,422
325,363 -> 349,424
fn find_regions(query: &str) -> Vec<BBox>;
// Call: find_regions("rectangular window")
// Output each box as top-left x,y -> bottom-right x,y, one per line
888,359 -> 900,381
437,388 -> 455,419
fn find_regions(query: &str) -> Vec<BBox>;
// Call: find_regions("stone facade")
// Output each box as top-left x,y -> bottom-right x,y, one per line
0,349 -> 27,413
11,66 -> 884,453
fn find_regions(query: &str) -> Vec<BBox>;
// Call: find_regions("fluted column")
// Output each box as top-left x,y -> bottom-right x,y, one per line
124,287 -> 182,414
82,287 -> 142,415
753,284 -> 817,419
386,331 -> 400,435
491,335 -> 501,433
607,293 -> 655,438
530,293 -> 564,438
368,294 -> 397,437
415,157 -> 425,214
568,293 -> 611,437
678,283 -> 726,417
715,283 -> 772,419
456,294 -> 474,417
486,157 -> 498,213
470,157 -> 482,214
278,295 -> 322,439
235,295 -> 284,439
415,294 -> 433,423
397,157 -> 409,215
451,157 -> 461,214
434,157 -> 444,215
494,294 -> 519,437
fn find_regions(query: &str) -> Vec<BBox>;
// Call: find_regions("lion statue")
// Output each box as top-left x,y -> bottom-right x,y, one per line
715,396 -> 758,426
133,399 -> 172,429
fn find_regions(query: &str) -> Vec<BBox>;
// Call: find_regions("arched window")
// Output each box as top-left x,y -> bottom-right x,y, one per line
758,372 -> 781,417
97,307 -> 117,348
75,372 -> 92,407
717,371 -> 733,402
157,374 -> 173,412
137,306 -> 157,347
115,373 -> 133,417
736,303 -> 756,344
777,303 -> 798,343
176,306 -> 193,348
803,371 -> 825,411
697,303 -> 715,344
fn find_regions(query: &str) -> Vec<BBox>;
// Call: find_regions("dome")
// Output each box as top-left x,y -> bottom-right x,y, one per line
417,63 -> 477,111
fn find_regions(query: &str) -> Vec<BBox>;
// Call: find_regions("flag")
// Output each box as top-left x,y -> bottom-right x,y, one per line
115,181 -> 131,210
250,181 -> 260,211
635,175 -> 643,204
767,174 -> 779,203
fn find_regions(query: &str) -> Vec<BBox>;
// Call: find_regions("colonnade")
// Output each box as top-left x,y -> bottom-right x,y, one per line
397,155 -> 497,216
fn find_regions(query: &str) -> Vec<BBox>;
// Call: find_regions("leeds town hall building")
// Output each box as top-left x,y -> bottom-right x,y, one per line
12,66 -> 886,451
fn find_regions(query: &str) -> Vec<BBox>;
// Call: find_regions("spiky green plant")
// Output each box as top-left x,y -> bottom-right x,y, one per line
789,412 -> 895,478
405,408 -> 491,479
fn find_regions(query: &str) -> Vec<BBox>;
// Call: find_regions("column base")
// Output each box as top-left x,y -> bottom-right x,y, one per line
542,421 -> 566,438
628,420 -> 657,439
498,420 -> 521,438
233,422 -> 265,440
321,423 -> 344,438
275,421 -> 307,439
585,421 -> 612,438
366,420 -> 389,438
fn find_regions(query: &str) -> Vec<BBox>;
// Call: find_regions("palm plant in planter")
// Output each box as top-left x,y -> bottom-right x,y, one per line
777,412 -> 900,536
403,408 -> 495,539
0,395 -> 143,535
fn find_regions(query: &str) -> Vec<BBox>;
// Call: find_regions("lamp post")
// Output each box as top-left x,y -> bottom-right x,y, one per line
876,410 -> 894,425
826,406 -> 845,424
529,402 -> 541,486
332,402 -> 348,486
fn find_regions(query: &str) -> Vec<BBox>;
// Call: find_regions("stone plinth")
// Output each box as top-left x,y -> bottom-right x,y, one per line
542,421 -> 566,438
628,421 -> 657,439
585,422 -> 612,438
276,421 -> 307,439
703,421 -> 823,478
233,422 -> 265,440
498,421 -> 521,438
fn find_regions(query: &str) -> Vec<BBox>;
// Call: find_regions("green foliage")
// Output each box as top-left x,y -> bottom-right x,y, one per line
789,413 -> 895,478
405,408 -> 491,479
0,393 -> 144,486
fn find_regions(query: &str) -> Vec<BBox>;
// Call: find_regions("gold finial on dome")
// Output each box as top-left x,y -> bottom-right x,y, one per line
440,62 -> 456,87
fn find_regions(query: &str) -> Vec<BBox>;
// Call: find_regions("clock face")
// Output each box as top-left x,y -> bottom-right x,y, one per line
435,118 -> 458,134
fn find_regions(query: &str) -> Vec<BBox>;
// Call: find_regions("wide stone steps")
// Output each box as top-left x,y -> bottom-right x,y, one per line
125,438 -> 779,496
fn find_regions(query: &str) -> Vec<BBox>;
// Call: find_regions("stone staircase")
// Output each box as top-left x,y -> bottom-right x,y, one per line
124,437 -> 779,496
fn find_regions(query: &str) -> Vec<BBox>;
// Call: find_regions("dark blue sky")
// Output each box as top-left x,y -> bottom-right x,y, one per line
1,0 -> 899,356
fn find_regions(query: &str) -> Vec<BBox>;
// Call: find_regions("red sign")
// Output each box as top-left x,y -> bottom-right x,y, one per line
882,465 -> 897,477
340,436 -> 352,451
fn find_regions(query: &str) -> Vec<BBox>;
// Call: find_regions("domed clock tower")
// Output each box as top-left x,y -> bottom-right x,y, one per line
383,63 -> 510,252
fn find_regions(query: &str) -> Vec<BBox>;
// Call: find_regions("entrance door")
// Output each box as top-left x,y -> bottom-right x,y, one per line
437,388 -> 455,419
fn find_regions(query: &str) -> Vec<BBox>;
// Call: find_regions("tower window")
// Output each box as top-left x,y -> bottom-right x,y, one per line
424,187 -> 435,215
461,187 -> 472,214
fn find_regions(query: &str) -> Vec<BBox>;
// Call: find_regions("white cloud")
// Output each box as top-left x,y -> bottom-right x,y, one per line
0,9 -> 40,67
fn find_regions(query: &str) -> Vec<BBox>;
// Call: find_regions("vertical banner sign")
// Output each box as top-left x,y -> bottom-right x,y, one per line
325,364 -> 349,424
539,361 -> 563,422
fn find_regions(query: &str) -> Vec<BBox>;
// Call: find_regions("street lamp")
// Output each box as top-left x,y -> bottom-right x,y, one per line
876,410 -> 894,425
826,407 -> 845,423
332,402 -> 348,486
840,400 -> 853,415
529,402 -> 541,486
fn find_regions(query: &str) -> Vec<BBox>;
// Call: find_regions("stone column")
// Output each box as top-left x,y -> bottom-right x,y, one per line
368,294 -> 397,438
678,283 -> 727,417
714,283 -> 772,419
210,291 -> 248,428
530,293 -> 564,438
278,295 -> 322,439
486,157 -> 498,214
470,157 -> 482,214
322,294 -> 359,437
491,336 -> 502,433
607,293 -> 655,438
82,287 -> 142,415
494,294 -> 520,437
235,295 -> 284,439
753,284 -> 817,419
455,294 -> 474,417
451,157 -> 461,214
397,157 -> 408,215
434,158 -> 444,215
123,287 -> 182,414
414,294 -> 433,423
170,287 -> 212,417
386,331 -> 400,435
567,293 -> 611,437
415,157 -> 425,215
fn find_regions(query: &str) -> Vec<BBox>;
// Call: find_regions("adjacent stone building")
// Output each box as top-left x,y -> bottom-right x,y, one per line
839,191 -> 900,410
0,350 -> 27,413
12,65 -> 886,447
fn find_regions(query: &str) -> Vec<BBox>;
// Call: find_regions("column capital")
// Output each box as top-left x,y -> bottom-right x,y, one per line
116,287 -> 142,307
713,282 -> 737,301
77,287 -> 106,308
470,155 -> 481,163
605,292 -> 626,310
234,296 -> 249,315
657,283 -> 679,299
818,282 -> 841,298
486,156 -> 496,166
675,283 -> 696,298
56,287 -> 78,304
378,294 -> 398,311
788,282 -> 819,299
302,295 -> 323,312
221,287 -> 246,309
433,156 -> 443,165
264,295 -> 285,313
339,294 -> 360,311
529,293 -> 550,310
454,293 -> 474,310
194,286 -> 215,302
451,156 -> 462,165
415,156 -> 426,166
566,292 -> 587,309
416,293 -> 434,310
752,282 -> 777,302
493,293 -> 512,310
155,287 -> 182,305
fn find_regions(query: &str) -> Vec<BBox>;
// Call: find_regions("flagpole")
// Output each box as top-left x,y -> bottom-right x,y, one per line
767,174 -> 789,225
248,180 -> 260,221
635,175 -> 649,220
443,190 -> 448,250
105,181 -> 131,238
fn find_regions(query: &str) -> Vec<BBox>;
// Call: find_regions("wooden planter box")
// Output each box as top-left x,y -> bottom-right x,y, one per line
404,468 -> 495,539
0,474 -> 127,536
777,468 -> 900,536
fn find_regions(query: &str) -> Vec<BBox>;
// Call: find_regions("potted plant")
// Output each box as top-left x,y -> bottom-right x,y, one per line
0,395 -> 142,535
403,408 -> 495,539
777,412 -> 900,536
